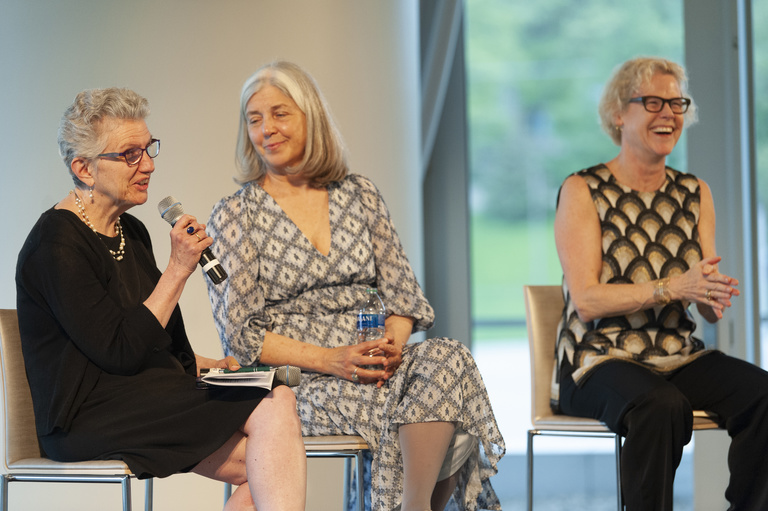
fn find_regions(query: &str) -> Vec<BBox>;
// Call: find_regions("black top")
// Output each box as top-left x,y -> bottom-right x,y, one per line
16,208 -> 192,434
15,207 -> 266,478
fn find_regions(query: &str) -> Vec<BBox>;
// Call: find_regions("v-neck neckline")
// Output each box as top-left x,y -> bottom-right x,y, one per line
252,182 -> 333,257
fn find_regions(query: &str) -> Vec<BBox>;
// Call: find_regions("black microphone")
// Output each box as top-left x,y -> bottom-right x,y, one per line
157,196 -> 228,285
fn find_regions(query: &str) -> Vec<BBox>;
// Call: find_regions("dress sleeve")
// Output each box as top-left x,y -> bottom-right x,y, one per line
16,213 -> 173,376
206,191 -> 267,365
353,175 -> 435,332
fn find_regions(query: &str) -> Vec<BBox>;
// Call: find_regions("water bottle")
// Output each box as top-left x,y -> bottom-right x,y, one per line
357,288 -> 386,370
357,288 -> 386,343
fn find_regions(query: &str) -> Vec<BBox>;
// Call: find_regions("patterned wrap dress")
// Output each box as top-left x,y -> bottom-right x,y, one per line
205,174 -> 505,511
552,164 -> 712,410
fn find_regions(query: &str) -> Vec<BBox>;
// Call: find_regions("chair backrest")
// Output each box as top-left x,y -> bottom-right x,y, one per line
523,285 -> 564,424
0,309 -> 43,470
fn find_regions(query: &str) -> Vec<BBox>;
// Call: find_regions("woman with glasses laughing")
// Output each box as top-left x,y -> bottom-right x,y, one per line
552,56 -> 768,510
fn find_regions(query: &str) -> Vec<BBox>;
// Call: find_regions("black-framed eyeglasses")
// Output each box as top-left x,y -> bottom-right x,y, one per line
98,139 -> 160,166
628,96 -> 691,114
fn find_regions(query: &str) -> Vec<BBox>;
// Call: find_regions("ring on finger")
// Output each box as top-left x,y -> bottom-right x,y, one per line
706,289 -> 713,301
351,367 -> 359,382
195,233 -> 202,241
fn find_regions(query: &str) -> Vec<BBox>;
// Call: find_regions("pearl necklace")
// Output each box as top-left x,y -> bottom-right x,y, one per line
72,190 -> 126,261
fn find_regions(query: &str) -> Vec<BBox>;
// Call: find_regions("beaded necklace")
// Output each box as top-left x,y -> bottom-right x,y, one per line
71,190 -> 126,261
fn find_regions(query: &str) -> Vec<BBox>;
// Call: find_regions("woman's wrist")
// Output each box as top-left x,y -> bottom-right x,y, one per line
653,277 -> 671,305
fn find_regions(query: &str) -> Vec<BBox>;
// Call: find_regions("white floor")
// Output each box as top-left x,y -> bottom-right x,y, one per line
472,341 -> 616,454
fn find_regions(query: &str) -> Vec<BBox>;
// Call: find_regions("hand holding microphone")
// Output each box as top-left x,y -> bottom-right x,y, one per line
158,196 -> 228,285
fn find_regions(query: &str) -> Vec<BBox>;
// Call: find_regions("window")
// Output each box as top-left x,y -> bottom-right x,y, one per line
753,0 -> 768,368
464,0 -> 689,506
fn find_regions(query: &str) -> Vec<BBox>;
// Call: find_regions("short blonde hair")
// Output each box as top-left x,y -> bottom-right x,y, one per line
235,61 -> 348,186
599,57 -> 698,145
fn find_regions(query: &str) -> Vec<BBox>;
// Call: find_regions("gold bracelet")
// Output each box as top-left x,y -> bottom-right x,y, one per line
653,277 -> 671,305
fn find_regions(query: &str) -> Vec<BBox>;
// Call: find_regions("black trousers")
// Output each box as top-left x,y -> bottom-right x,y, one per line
559,351 -> 768,511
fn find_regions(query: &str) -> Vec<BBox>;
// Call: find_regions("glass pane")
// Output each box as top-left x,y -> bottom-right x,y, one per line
465,0 -> 686,507
753,1 -> 768,369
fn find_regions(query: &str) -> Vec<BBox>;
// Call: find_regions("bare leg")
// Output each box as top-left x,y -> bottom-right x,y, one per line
225,484 -> 256,511
193,430 -> 254,510
244,386 -> 306,509
399,421 -> 455,511
431,471 -> 460,511
193,386 -> 306,511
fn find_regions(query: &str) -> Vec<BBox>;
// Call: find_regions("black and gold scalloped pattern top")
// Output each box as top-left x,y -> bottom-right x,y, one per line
552,164 -> 710,401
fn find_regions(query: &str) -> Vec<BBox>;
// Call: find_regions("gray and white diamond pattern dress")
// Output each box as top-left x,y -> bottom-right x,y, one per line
205,174 -> 504,510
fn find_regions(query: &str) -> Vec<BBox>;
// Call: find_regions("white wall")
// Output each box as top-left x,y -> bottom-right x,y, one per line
0,1 -> 421,509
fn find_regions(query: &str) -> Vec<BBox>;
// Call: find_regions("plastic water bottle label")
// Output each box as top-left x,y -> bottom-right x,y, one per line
357,289 -> 385,367
357,313 -> 385,330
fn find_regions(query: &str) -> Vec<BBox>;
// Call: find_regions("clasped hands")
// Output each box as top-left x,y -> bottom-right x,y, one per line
339,337 -> 402,388
678,256 -> 739,320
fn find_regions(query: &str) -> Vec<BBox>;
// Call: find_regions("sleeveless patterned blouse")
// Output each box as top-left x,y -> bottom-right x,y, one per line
551,164 -> 711,409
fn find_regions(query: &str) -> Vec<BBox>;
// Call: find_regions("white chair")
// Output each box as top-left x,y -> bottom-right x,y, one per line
0,309 -> 153,511
523,285 -> 720,511
223,435 -> 369,510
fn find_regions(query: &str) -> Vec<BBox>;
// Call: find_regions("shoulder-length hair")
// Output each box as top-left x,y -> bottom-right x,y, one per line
599,56 -> 698,146
235,61 -> 348,186
58,87 -> 150,185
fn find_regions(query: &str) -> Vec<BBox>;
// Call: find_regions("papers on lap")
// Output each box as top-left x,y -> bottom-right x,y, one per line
198,366 -> 277,390
197,365 -> 301,390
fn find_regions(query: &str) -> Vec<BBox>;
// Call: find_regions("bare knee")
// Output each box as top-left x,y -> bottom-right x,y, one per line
268,385 -> 298,414
244,386 -> 300,434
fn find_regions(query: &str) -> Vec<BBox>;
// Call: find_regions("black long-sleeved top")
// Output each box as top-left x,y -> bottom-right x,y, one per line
15,208 -> 195,436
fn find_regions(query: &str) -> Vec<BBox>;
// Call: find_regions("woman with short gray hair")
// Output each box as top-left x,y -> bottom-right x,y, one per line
17,87 -> 307,511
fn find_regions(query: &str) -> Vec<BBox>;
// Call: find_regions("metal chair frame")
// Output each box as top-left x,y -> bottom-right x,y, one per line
304,435 -> 368,511
0,308 -> 153,511
223,435 -> 369,510
523,285 -> 721,511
